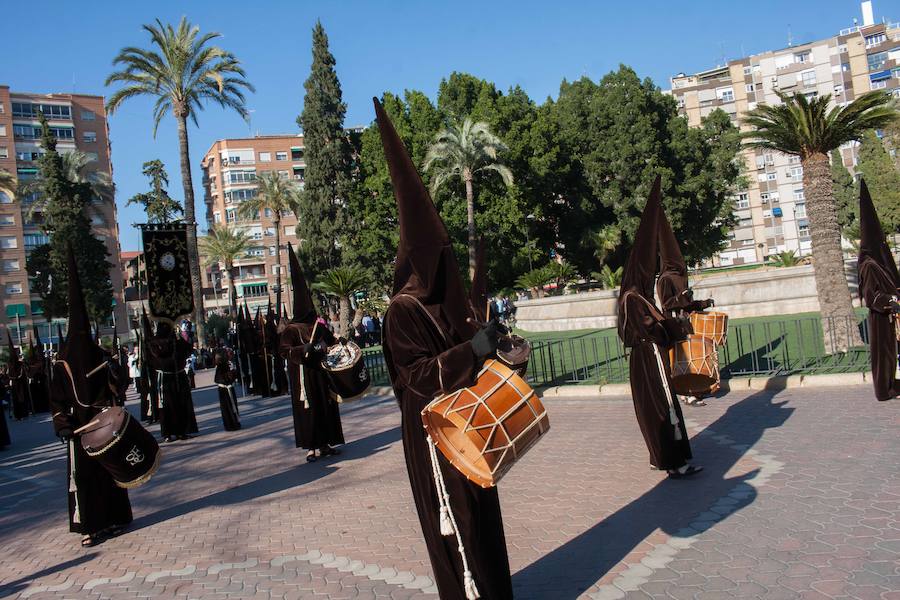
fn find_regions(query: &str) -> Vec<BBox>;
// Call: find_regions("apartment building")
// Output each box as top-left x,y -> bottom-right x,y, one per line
199,135 -> 306,314
0,86 -> 126,345
668,2 -> 899,266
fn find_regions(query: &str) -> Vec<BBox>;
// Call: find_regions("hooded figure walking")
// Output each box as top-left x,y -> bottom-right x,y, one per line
856,179 -> 900,401
617,176 -> 701,479
279,244 -> 344,462
6,335 -> 28,420
377,99 -> 513,600
213,348 -> 242,431
147,319 -> 198,443
49,246 -> 133,547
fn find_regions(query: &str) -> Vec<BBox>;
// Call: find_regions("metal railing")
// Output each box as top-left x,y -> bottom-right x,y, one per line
360,315 -> 872,389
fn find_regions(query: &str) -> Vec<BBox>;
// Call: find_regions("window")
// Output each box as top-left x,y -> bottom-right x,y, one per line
82,131 -> 97,143
13,125 -> 73,140
0,236 -> 18,249
716,87 -> 734,102
16,150 -> 40,161
85,152 -> 98,162
841,62 -> 851,72
227,170 -> 257,184
741,239 -> 756,246
277,170 -> 289,179
0,192 -> 11,204
798,219 -> 810,238
12,102 -> 71,120
81,110 -> 96,121
259,152 -> 271,162
224,188 -> 257,203
30,301 -> 43,315
24,233 -> 49,248
865,33 -> 886,48
795,203 -> 807,218
2,259 -> 20,271
868,51 -> 888,71
90,214 -> 105,226
0,125 -> 5,137
801,70 -> 816,87
213,212 -> 221,224
743,66 -> 752,76
0,102 -> 4,114
788,166 -> 803,180
738,217 -> 753,228
275,151 -> 288,161
871,80 -> 887,90
264,227 -> 275,237
242,283 -> 268,297
794,51 -> 810,63
5,282 -> 23,295
0,146 -> 6,159
226,209 -> 236,223
5,303 -> 26,318
833,84 -> 844,96
245,247 -> 265,257
793,188 -> 805,201
766,172 -> 777,181
735,193 -> 750,209
788,155 -> 800,164
0,214 -> 14,227
761,193 -> 770,204
283,225 -> 294,236
268,246 -> 276,256
292,167 -> 305,181
291,148 -> 303,161
745,83 -> 755,93
264,208 -> 272,218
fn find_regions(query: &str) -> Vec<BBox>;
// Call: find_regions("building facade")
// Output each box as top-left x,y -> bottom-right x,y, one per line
199,135 -> 306,315
0,86 -> 125,345
668,4 -> 899,266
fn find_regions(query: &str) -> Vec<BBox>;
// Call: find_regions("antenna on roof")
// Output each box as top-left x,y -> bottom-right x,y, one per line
787,24 -> 793,47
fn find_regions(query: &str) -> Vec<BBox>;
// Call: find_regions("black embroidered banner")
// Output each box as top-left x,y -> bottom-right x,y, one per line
140,224 -> 194,323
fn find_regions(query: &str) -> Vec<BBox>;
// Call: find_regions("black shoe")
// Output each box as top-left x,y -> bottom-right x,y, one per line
306,451 -> 318,463
668,465 -> 704,479
320,446 -> 341,457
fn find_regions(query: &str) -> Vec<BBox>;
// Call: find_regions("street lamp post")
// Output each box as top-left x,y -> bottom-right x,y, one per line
524,214 -> 536,271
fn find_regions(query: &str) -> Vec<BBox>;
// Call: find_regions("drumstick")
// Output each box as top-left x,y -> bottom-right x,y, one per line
74,419 -> 101,434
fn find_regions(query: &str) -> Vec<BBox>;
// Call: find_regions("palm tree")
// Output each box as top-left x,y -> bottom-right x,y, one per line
743,90 -> 898,352
593,224 -> 622,267
200,226 -> 250,317
313,266 -> 369,338
0,168 -> 15,198
593,264 -> 624,290
126,159 -> 183,224
424,117 -> 514,278
516,266 -> 552,299
768,250 -> 802,268
106,17 -> 255,344
237,172 -> 300,311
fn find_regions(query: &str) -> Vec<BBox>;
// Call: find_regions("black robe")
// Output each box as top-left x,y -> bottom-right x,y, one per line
8,363 -> 28,420
383,295 -> 513,600
149,336 -> 198,439
27,358 -> 50,413
859,258 -> 900,401
0,383 -> 10,448
620,291 -> 692,470
280,322 -> 344,450
49,360 -> 132,535
214,358 -> 242,431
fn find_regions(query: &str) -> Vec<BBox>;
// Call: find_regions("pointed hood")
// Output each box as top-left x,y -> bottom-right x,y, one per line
656,196 -> 692,310
32,324 -> 42,348
59,244 -> 108,401
620,176 -> 662,300
6,330 -> 20,366
858,178 -> 900,287
469,237 -> 489,322
288,242 -> 317,324
374,97 -> 476,341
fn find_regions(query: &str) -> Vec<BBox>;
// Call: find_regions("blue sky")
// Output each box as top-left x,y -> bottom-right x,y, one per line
0,0 -> 888,251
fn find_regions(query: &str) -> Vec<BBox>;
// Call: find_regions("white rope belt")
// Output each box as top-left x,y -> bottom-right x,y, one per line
651,343 -> 682,440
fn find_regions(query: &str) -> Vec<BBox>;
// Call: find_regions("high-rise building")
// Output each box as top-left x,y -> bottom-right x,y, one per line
668,2 -> 898,266
0,86 -> 125,345
199,135 -> 306,314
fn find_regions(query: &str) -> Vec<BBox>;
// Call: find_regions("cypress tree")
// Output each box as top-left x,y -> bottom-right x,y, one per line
830,150 -> 857,236
857,130 -> 900,234
296,21 -> 352,275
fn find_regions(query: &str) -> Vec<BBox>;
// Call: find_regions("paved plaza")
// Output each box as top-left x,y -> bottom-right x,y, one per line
0,373 -> 898,600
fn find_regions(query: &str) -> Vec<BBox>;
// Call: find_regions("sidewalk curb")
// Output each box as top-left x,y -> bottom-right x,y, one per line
535,371 -> 871,399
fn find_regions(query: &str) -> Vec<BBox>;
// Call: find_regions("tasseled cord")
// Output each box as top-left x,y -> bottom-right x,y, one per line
427,436 -> 480,600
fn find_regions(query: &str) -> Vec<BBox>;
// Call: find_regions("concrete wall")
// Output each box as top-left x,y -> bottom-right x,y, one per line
516,264 -> 860,332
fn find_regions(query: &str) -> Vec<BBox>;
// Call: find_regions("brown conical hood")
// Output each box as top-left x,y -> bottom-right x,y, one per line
656,196 -> 691,309
288,243 -> 317,323
620,176 -> 662,299
6,330 -> 19,364
65,243 -> 92,340
374,97 -> 476,341
858,178 -> 900,287
469,237 -> 489,322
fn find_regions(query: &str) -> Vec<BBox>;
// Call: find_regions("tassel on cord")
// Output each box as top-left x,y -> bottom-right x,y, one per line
669,406 -> 683,441
652,344 -> 682,441
427,436 -> 480,600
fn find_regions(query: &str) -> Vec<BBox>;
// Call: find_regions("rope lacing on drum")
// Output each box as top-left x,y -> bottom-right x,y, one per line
427,435 -> 480,600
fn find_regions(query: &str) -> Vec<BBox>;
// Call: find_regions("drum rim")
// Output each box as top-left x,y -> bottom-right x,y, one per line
83,410 -> 132,457
113,448 -> 162,489
321,341 -> 364,373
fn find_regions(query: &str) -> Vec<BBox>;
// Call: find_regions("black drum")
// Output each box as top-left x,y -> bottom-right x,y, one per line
497,335 -> 531,376
321,341 -> 371,402
81,406 -> 161,488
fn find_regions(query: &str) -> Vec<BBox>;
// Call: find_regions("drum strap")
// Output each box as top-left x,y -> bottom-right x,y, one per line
650,344 -> 682,440
426,436 -> 480,600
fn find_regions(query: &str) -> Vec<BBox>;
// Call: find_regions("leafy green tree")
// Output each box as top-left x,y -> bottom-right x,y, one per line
313,266 -> 369,338
20,150 -> 114,221
296,21 -> 352,276
831,150 -> 857,236
424,117 -> 514,278
593,225 -> 622,267
126,159 -> 183,223
857,129 -> 900,235
26,115 -> 113,325
200,226 -> 251,316
238,171 -> 300,309
743,90 -> 897,352
106,17 -> 255,343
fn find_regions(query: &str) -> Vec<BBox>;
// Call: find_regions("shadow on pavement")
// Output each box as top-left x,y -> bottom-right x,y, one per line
0,553 -> 98,597
513,388 -> 794,599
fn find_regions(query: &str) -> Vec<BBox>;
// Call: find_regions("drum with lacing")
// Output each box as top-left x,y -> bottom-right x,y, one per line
422,359 -> 550,488
322,341 -> 371,402
80,406 -> 161,488
689,311 -> 729,346
669,335 -> 719,396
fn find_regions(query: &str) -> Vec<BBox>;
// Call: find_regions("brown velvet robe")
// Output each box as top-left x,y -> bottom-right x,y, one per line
383,295 -> 513,600
214,353 -> 242,431
620,292 -> 692,470
859,258 -> 900,401
280,322 -> 344,450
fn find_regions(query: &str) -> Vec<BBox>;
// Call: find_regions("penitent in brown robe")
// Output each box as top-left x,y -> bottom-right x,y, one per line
377,97 -> 513,600
618,176 -> 692,471
857,179 -> 900,401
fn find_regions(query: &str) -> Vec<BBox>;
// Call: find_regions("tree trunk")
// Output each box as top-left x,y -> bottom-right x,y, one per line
273,213 -> 282,315
464,171 -> 476,280
176,114 -> 206,346
226,262 -> 237,318
339,296 -> 350,339
803,153 -> 863,353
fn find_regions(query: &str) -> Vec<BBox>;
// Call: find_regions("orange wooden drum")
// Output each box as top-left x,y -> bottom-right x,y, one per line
421,359 -> 550,488
669,335 -> 719,396
689,311 -> 729,346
